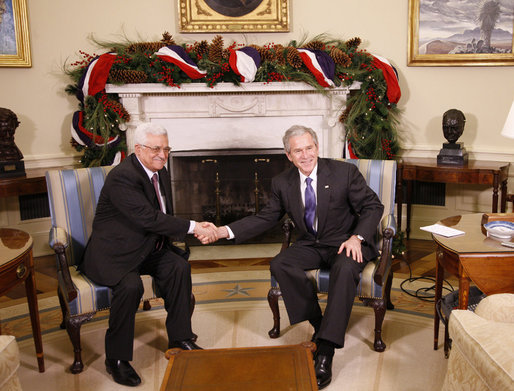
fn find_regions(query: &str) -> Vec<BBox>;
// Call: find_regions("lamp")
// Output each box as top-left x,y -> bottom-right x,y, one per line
500,100 -> 514,139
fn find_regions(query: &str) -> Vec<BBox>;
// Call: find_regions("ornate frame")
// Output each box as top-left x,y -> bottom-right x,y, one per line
0,0 -> 31,67
408,0 -> 514,66
178,0 -> 289,33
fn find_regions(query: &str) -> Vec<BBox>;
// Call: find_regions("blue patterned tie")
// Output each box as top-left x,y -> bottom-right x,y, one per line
304,177 -> 317,235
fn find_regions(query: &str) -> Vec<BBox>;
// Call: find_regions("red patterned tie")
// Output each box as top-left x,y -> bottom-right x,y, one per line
152,173 -> 164,212
152,173 -> 164,250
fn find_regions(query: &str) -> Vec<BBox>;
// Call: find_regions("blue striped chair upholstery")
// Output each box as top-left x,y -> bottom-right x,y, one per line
46,166 -> 159,374
268,159 -> 397,352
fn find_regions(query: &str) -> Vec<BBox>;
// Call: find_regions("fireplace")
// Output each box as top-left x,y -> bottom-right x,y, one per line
106,82 -> 353,247
170,148 -> 292,244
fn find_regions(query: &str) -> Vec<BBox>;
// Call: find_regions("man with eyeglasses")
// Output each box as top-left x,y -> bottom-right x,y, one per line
80,122 -> 218,387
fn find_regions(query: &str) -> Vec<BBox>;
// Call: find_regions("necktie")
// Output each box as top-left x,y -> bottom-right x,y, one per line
151,173 -> 164,212
304,177 -> 317,235
152,173 -> 165,251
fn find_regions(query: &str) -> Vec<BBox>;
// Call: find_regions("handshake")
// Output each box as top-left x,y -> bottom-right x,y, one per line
193,222 -> 229,244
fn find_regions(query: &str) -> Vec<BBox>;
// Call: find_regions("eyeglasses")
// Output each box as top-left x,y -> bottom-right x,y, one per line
141,145 -> 172,154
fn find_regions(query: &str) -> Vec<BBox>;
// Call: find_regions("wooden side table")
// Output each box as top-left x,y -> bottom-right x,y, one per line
431,214 -> 514,357
160,342 -> 317,391
0,228 -> 45,372
397,158 -> 510,238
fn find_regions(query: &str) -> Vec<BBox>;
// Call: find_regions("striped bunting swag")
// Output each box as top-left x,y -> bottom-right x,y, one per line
155,45 -> 207,79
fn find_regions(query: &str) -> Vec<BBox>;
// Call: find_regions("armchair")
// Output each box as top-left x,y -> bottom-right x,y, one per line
46,166 -> 193,374
267,158 -> 397,352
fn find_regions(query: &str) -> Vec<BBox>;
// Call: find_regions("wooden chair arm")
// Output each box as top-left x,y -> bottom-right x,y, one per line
49,229 -> 78,303
373,227 -> 395,286
281,218 -> 294,252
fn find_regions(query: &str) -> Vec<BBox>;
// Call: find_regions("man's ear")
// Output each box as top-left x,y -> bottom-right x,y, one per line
285,152 -> 293,162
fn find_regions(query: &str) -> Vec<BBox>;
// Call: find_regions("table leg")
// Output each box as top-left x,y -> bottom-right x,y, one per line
406,180 -> 412,239
501,179 -> 507,213
457,277 -> 470,310
492,174 -> 499,213
24,251 -> 45,372
434,249 -> 444,351
396,166 -> 403,233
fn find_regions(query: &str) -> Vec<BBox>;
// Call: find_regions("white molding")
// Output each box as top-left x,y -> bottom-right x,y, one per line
22,154 -> 81,169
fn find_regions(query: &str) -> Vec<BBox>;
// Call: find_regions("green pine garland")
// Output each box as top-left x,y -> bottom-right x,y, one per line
65,33 -> 401,167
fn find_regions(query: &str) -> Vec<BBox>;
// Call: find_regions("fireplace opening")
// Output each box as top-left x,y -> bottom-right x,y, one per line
170,149 -> 293,245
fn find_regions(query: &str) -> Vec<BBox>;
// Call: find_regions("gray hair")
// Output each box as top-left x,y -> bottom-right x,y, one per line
282,125 -> 319,153
134,122 -> 168,145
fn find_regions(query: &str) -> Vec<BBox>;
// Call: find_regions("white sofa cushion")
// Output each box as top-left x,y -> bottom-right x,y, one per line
0,335 -> 22,390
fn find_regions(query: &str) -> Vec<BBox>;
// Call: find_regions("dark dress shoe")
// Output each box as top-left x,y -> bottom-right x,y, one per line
105,359 -> 141,387
314,353 -> 333,390
169,339 -> 203,350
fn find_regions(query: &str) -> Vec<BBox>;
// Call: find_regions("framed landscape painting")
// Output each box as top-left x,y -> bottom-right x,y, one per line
0,0 -> 31,67
408,0 -> 514,66
178,0 -> 289,33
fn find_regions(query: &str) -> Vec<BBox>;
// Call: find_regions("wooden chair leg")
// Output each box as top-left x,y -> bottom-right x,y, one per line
362,298 -> 387,352
65,313 -> 94,374
190,293 -> 198,342
385,273 -> 395,310
267,287 -> 281,338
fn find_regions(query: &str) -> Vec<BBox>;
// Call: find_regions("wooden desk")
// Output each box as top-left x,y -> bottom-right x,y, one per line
160,343 -> 317,391
397,158 -> 510,238
432,214 -> 514,354
0,228 -> 45,372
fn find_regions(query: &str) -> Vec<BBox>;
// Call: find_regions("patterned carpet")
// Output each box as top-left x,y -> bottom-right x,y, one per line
0,270 -> 441,341
7,270 -> 450,391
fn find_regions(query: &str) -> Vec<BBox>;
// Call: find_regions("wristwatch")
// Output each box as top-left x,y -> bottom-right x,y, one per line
356,234 -> 365,242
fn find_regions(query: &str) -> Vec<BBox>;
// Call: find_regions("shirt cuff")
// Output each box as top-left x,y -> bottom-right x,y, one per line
188,221 -> 196,234
226,225 -> 235,240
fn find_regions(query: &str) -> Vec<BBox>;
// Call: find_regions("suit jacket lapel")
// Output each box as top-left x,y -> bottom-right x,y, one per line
285,168 -> 305,230
316,159 -> 332,236
130,154 -> 163,211
159,167 -> 173,214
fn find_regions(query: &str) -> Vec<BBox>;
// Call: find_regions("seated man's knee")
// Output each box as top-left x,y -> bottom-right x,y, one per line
117,273 -> 144,300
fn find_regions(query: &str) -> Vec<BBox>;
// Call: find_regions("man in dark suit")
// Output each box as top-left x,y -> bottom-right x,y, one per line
213,125 -> 384,389
80,122 -> 218,387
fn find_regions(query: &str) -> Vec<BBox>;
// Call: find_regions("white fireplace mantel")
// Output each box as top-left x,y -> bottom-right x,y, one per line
106,82 -> 358,158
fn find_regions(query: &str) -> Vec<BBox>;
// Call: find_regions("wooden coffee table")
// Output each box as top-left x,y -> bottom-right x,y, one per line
160,342 -> 317,391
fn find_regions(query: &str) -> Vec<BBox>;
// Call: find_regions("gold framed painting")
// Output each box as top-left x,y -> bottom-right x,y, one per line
408,0 -> 514,66
178,0 -> 289,33
0,0 -> 31,67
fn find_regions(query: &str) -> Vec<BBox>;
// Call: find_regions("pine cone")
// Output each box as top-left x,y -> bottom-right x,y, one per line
330,47 -> 352,67
346,37 -> 361,49
339,105 -> 352,123
273,44 -> 286,66
222,48 -> 231,60
192,40 -> 209,59
126,42 -> 166,54
208,35 -> 224,62
303,40 -> 325,51
111,101 -> 130,121
250,45 -> 273,62
109,69 -> 148,84
161,32 -> 175,46
286,47 -> 303,69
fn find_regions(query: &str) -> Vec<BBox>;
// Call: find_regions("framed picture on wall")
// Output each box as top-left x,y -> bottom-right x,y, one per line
408,0 -> 514,66
178,0 -> 289,33
0,0 -> 31,67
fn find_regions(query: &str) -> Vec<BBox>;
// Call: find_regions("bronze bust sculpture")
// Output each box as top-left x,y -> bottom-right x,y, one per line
442,109 -> 466,144
0,107 -> 25,177
437,108 -> 468,165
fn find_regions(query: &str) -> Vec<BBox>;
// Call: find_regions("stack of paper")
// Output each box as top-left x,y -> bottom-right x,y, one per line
420,224 -> 465,237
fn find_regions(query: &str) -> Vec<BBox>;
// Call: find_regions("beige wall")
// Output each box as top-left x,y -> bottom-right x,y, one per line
1,1 -> 513,248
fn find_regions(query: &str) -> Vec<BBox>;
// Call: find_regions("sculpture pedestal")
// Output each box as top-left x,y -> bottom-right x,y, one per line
0,160 -> 25,178
437,142 -> 468,165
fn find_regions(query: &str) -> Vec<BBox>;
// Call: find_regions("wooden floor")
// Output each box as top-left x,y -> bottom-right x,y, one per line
0,239 -> 438,307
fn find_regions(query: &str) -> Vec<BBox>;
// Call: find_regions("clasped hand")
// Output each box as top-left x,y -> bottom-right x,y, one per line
194,224 -> 229,244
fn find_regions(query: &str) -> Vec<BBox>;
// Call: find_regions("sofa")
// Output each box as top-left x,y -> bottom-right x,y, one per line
442,293 -> 514,390
0,335 -> 22,391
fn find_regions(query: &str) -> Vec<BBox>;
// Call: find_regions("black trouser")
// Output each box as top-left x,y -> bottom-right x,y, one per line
270,243 -> 367,348
105,247 -> 193,361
